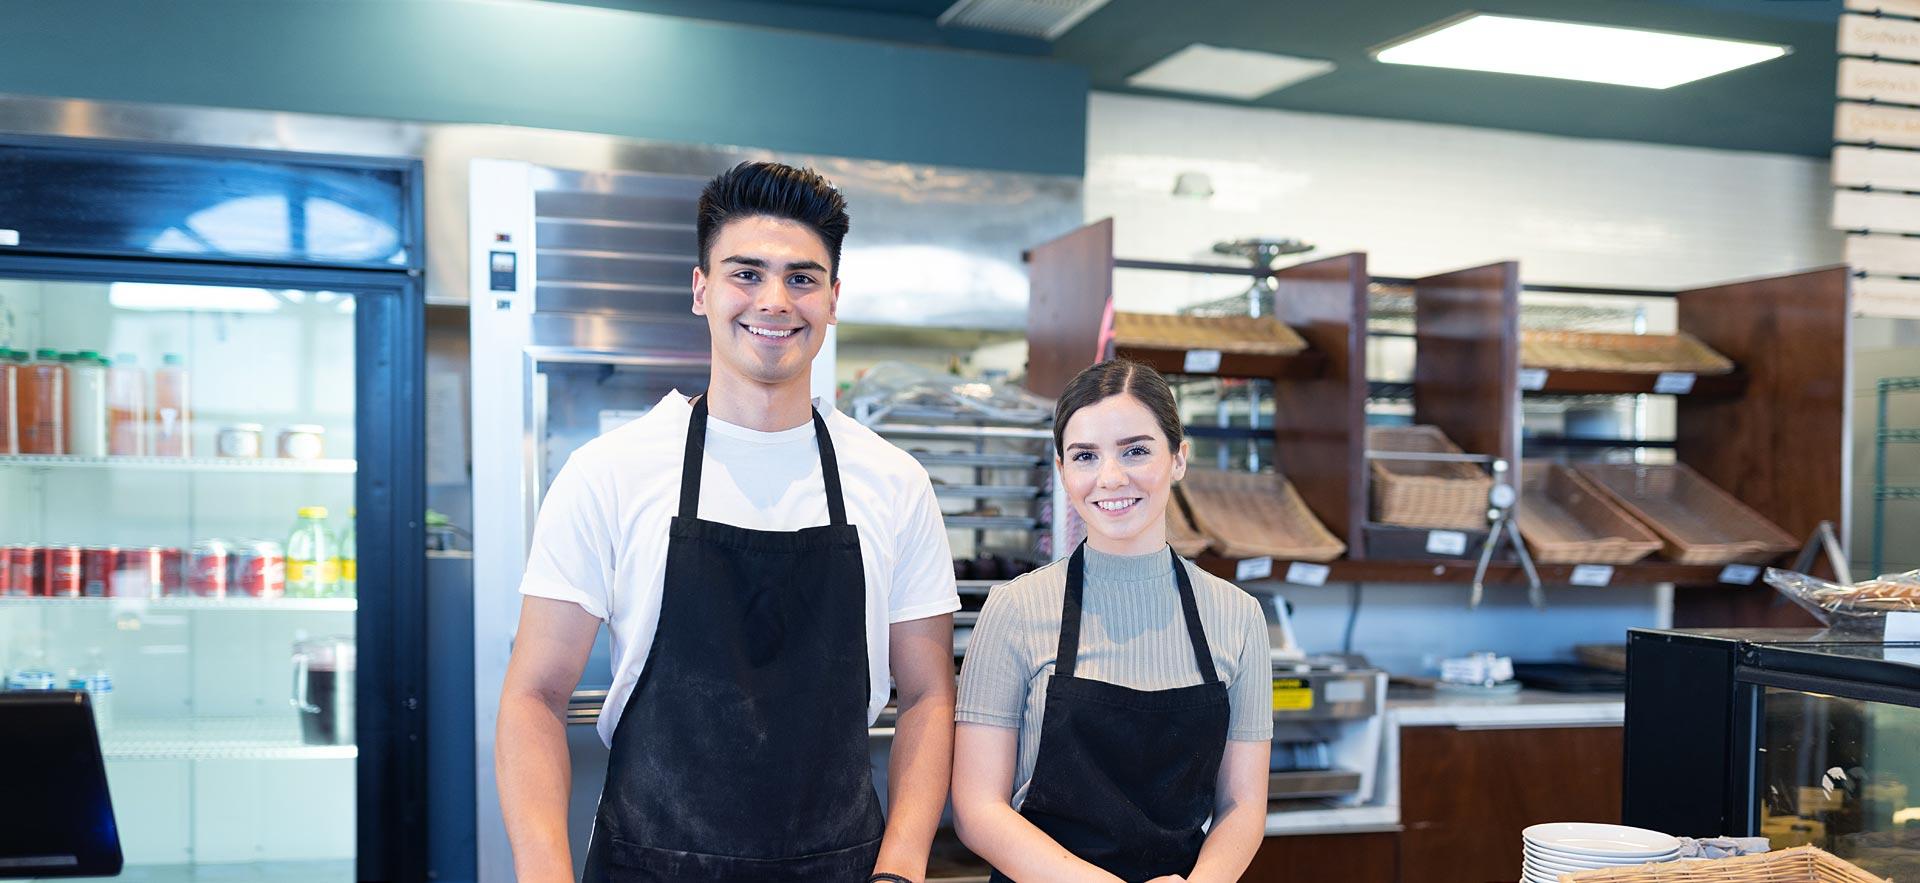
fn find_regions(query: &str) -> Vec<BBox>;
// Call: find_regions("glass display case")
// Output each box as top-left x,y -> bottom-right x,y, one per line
0,138 -> 424,881
1624,628 -> 1920,880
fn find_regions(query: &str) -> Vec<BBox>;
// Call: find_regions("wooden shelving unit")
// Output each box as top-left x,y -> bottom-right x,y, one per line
1025,219 -> 1852,623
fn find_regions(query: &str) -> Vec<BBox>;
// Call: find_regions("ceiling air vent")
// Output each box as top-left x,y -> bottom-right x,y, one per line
937,0 -> 1113,40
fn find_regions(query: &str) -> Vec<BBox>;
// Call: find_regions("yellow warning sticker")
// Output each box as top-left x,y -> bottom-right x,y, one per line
1273,678 -> 1314,711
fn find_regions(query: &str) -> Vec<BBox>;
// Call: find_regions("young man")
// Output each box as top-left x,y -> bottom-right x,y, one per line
496,161 -> 959,883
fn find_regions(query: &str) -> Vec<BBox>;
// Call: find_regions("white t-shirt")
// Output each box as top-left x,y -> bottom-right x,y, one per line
519,391 -> 961,746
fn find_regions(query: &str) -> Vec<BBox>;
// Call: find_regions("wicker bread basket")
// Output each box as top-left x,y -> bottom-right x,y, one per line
1178,469 -> 1345,562
1554,846 -> 1887,882
1521,331 -> 1734,375
1166,487 -> 1212,558
1368,425 -> 1493,530
1515,461 -> 1663,565
1112,312 -> 1309,356
1576,463 -> 1798,566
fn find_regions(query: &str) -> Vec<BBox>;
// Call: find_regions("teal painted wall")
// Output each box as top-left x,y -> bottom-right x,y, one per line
0,0 -> 1087,176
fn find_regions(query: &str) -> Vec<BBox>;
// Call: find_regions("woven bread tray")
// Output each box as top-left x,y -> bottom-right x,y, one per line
1178,469 -> 1345,562
1521,331 -> 1735,375
1166,486 -> 1212,558
1112,312 -> 1309,356
1515,461 -> 1663,565
1555,846 -> 1887,883
1368,425 -> 1493,530
1576,463 -> 1798,566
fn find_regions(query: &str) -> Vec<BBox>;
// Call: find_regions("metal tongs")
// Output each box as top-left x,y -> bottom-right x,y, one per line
1470,459 -> 1542,610
1362,449 -> 1542,609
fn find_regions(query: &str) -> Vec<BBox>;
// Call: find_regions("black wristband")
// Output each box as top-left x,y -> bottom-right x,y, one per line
868,874 -> 915,883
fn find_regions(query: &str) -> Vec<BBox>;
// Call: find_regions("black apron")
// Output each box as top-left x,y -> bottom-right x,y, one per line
582,397 -> 884,883
989,544 -> 1231,883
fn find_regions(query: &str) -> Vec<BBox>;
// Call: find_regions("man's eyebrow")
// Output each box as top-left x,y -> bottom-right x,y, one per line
719,255 -> 766,268
782,259 -> 827,273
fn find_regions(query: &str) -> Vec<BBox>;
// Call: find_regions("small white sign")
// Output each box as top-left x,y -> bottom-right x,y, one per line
1718,564 -> 1762,585
1285,561 -> 1331,587
1234,556 -> 1274,581
1887,611 -> 1920,643
1426,530 -> 1469,556
1570,564 -> 1615,587
0,229 -> 17,247
1654,372 -> 1696,395
1518,368 -> 1549,392
1183,349 -> 1223,373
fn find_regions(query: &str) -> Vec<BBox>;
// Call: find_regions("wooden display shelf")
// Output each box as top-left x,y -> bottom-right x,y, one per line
1113,344 -> 1326,380
1524,368 -> 1748,397
1194,552 -> 1775,589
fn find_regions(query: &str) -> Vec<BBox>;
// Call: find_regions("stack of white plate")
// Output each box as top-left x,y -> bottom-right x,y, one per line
1522,823 -> 1681,882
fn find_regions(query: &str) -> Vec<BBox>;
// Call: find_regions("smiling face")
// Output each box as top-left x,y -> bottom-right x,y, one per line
692,214 -> 839,396
1058,392 -> 1190,557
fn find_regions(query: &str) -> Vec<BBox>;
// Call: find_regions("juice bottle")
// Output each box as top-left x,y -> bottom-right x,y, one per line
287,506 -> 339,598
153,352 -> 190,458
20,348 -> 68,455
0,349 -> 19,455
106,353 -> 147,457
336,507 -> 356,598
67,350 -> 108,458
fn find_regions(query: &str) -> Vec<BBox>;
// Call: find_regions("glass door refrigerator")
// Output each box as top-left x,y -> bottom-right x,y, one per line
0,138 -> 425,882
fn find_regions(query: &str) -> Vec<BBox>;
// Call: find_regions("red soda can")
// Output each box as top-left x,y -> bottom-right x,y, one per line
0,546 -> 13,597
81,547 -> 118,597
158,547 -> 185,596
188,540 -> 231,598
232,540 -> 286,598
43,545 -> 83,597
13,545 -> 44,597
113,546 -> 164,598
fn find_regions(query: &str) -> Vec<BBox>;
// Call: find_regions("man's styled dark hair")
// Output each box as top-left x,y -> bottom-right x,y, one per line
696,161 -> 851,280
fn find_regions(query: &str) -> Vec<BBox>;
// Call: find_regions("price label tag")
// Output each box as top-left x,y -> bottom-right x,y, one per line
1718,564 -> 1761,585
1183,349 -> 1223,373
1518,368 -> 1549,391
1285,561 -> 1331,587
1426,530 -> 1469,556
1888,611 -> 1920,643
1570,564 -> 1615,587
1234,556 -> 1274,581
0,229 -> 18,247
1654,372 -> 1696,395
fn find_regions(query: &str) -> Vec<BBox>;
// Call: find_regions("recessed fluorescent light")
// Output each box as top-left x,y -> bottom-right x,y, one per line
1127,44 -> 1336,101
1372,13 -> 1789,89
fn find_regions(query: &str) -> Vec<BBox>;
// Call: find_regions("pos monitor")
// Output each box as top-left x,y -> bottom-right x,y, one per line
0,691 -> 123,877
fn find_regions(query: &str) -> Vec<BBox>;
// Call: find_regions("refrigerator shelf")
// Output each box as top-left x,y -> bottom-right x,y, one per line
0,596 -> 357,612
909,450 -> 1046,469
942,515 -> 1044,531
101,715 -> 357,761
0,454 -> 357,474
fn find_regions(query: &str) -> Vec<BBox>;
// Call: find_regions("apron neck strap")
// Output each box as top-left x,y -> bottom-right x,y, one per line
679,395 -> 848,526
1056,543 -> 1219,684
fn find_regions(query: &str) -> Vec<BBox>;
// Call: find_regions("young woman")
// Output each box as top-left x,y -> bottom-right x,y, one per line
953,359 -> 1279,883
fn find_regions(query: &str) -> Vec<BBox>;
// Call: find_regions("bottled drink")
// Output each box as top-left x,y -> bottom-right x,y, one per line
0,349 -> 20,455
287,506 -> 339,598
152,352 -> 190,457
19,348 -> 67,455
106,353 -> 148,456
336,507 -> 356,598
67,350 -> 108,457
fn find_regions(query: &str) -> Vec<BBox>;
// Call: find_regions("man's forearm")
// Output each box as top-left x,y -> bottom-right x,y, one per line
873,687 -> 955,880
497,689 -> 579,883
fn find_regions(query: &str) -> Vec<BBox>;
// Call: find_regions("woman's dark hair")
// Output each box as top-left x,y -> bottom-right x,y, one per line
1052,358 -> 1184,453
696,161 -> 851,280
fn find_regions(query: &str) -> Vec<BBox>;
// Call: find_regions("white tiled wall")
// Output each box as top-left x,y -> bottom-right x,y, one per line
1084,92 -> 1839,669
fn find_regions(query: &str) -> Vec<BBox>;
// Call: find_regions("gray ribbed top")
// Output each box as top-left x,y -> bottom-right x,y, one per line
955,544 -> 1276,808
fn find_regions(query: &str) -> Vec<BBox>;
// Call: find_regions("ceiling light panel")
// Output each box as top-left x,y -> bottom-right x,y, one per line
1372,13 -> 1789,89
1126,44 -> 1337,101
938,0 -> 1113,40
